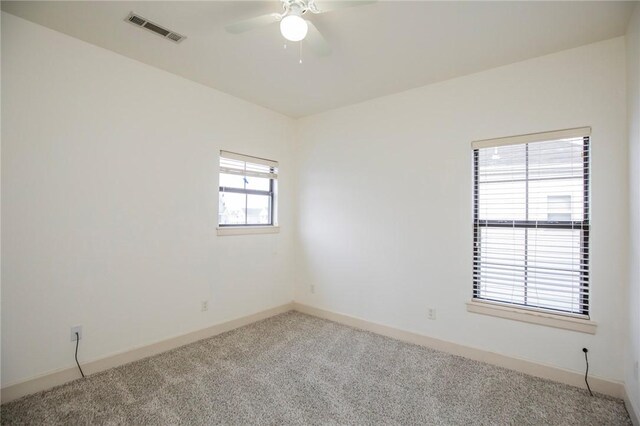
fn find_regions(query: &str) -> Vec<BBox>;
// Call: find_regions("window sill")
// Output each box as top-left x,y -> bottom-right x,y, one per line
216,226 -> 280,236
466,300 -> 597,334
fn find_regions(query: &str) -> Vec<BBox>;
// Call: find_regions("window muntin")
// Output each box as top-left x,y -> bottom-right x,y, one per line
218,151 -> 278,227
473,133 -> 590,317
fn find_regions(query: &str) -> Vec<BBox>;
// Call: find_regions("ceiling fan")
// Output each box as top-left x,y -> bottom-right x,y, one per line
225,0 -> 376,56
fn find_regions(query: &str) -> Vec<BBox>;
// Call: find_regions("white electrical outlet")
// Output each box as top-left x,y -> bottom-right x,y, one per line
201,300 -> 209,312
427,308 -> 436,320
310,284 -> 316,294
70,325 -> 82,342
635,361 -> 639,381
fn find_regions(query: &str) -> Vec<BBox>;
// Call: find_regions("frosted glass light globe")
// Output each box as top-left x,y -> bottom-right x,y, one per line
280,15 -> 308,42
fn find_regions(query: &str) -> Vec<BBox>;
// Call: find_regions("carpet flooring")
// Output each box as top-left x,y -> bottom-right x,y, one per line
1,311 -> 632,425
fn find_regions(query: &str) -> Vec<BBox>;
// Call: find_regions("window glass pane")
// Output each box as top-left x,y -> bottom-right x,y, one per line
526,228 -> 583,313
528,139 -> 584,180
245,176 -> 271,191
477,181 -> 526,221
219,173 -> 246,189
477,227 -> 525,304
218,192 -> 246,225
546,195 -> 572,221
477,145 -> 526,182
247,194 -> 271,225
528,178 -> 583,221
219,152 -> 277,227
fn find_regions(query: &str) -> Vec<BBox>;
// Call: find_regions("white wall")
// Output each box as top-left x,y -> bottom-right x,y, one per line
626,3 -> 640,415
295,37 -> 628,382
1,12 -> 295,387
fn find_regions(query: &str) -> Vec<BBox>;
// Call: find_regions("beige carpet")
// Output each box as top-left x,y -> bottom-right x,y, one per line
1,311 -> 632,425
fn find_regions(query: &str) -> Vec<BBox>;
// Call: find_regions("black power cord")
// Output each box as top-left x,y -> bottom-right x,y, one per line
75,332 -> 85,378
583,348 -> 593,396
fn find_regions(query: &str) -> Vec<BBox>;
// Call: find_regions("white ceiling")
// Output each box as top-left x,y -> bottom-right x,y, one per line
2,1 -> 637,117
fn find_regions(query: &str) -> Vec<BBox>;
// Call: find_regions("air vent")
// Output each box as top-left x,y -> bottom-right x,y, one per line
125,13 -> 186,44
128,15 -> 145,26
166,33 -> 183,43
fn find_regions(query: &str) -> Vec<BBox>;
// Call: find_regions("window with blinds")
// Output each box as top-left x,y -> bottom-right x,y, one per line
472,128 -> 590,317
218,151 -> 278,226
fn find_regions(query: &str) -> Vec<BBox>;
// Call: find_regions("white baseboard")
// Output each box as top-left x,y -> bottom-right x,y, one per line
292,302 -> 625,399
625,387 -> 640,426
1,303 -> 294,404
2,301 -> 631,411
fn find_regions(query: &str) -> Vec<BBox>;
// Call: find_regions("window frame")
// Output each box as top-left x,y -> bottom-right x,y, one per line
218,169 -> 276,227
472,133 -> 591,319
217,151 -> 278,231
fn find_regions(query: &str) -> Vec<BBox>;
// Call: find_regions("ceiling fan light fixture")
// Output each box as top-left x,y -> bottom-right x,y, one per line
280,14 -> 308,42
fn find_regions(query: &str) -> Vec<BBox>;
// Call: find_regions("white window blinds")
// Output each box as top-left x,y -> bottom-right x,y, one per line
219,151 -> 278,180
472,127 -> 591,317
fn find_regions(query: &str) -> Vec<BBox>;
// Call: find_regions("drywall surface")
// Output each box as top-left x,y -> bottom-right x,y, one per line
295,37 -> 628,382
626,3 -> 640,414
1,12 -> 295,386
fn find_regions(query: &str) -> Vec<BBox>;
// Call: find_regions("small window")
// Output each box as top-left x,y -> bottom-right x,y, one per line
472,128 -> 590,318
547,195 -> 572,221
218,151 -> 278,227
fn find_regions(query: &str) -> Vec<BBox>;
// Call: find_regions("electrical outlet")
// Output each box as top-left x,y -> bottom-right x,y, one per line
201,300 -> 209,312
310,284 -> 316,294
634,361 -> 639,381
70,325 -> 82,342
427,308 -> 436,320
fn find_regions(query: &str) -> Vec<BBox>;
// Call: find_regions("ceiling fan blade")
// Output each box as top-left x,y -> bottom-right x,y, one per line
305,21 -> 332,57
309,0 -> 377,14
225,13 -> 281,34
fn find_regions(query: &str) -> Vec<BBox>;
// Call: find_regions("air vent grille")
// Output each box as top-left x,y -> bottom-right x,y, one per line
125,13 -> 186,44
128,15 -> 145,26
